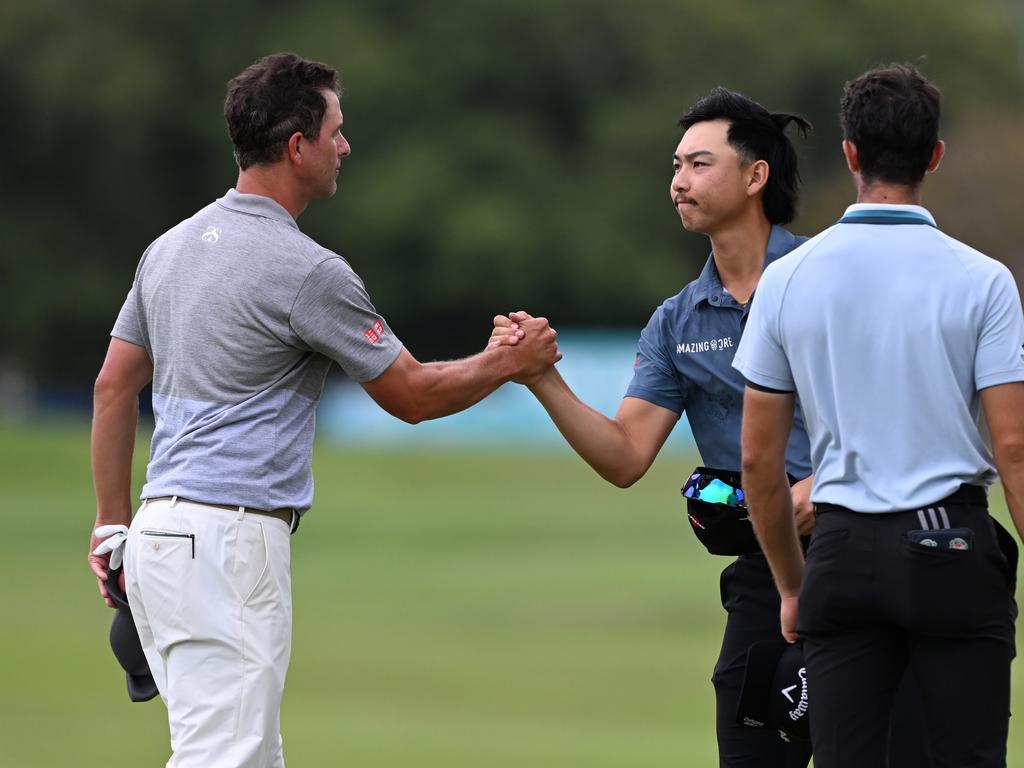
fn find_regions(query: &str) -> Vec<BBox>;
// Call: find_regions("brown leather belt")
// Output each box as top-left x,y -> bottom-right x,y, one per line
144,496 -> 294,527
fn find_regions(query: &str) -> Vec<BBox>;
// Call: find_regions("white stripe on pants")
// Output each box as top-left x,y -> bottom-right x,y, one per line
124,498 -> 292,768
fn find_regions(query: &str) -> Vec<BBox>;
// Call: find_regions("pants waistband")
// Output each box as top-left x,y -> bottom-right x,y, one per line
814,484 -> 987,516
143,496 -> 296,531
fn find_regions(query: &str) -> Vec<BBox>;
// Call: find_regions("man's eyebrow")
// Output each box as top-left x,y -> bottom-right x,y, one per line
672,149 -> 715,162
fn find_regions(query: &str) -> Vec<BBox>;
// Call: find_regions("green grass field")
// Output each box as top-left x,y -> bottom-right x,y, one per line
3,420 -> 1022,766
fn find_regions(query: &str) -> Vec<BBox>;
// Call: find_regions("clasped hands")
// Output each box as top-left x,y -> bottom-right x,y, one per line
489,310 -> 560,385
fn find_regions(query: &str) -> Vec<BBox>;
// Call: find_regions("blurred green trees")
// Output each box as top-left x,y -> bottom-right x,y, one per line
3,0 -> 1023,393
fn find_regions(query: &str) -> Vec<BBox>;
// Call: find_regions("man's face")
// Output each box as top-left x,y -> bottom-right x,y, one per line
305,89 -> 351,199
670,119 -> 752,235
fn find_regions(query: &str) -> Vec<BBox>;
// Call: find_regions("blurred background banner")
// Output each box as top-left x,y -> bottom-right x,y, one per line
319,329 -> 697,451
4,1 -> 1024,766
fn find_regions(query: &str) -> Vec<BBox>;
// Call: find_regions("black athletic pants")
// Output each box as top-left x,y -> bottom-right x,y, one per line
799,489 -> 1017,768
714,554 -> 936,768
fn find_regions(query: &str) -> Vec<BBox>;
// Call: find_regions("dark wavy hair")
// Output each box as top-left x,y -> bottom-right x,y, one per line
840,63 -> 941,187
224,52 -> 340,170
678,87 -> 811,225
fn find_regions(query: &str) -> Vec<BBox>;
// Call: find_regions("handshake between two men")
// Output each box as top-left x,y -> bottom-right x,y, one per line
489,310 -> 558,384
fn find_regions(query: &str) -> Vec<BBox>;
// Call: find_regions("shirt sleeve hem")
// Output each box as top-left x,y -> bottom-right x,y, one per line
110,330 -> 146,347
732,362 -> 794,393
623,387 -> 683,414
744,378 -> 794,395
350,340 -> 403,384
976,370 -> 1024,390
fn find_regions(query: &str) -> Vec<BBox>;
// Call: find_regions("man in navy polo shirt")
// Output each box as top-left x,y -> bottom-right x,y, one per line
737,63 -> 1024,767
493,88 -> 817,767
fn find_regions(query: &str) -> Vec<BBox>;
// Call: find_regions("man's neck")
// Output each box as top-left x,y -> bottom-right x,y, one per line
855,178 -> 924,206
235,167 -> 308,220
707,212 -> 773,305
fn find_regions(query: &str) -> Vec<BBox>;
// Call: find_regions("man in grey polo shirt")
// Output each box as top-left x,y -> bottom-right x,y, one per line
87,53 -> 559,768
736,63 -> 1024,767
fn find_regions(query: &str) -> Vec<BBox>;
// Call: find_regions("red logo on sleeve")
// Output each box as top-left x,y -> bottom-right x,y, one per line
364,320 -> 386,344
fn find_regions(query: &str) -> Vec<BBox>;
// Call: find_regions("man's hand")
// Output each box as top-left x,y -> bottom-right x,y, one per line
488,314 -> 524,348
506,312 -> 561,385
791,476 -> 815,535
89,529 -> 126,609
780,594 -> 799,643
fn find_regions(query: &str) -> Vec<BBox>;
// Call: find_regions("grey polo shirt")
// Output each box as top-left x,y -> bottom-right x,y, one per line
734,203 -> 1024,512
626,226 -> 812,478
112,189 -> 403,512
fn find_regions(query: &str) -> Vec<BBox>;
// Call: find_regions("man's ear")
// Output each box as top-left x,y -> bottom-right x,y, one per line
841,139 -> 860,173
287,132 -> 304,165
926,140 -> 945,174
746,159 -> 769,197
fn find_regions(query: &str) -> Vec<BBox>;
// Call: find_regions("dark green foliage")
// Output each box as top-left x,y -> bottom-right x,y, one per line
3,0 -> 1023,388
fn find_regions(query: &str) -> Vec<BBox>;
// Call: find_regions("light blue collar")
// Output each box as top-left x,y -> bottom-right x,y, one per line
838,203 -> 936,227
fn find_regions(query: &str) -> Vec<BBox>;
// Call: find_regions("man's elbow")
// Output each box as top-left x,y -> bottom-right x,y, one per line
994,433 -> 1024,469
93,368 -> 137,406
600,462 -> 646,489
381,393 -> 431,425
740,449 -> 773,482
391,404 -> 427,425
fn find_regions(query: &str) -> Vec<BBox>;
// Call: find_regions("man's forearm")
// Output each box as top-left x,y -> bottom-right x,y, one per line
529,370 -> 650,487
405,347 -> 519,423
91,387 -> 140,525
740,388 -> 803,595
746,469 -> 804,595
996,453 -> 1024,543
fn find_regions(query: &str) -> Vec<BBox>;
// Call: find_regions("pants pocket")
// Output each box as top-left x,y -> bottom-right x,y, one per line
227,520 -> 270,604
900,531 -> 1000,632
799,528 -> 850,634
720,560 -> 739,611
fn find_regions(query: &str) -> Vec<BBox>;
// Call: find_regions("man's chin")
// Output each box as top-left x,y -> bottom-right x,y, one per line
678,215 -> 709,235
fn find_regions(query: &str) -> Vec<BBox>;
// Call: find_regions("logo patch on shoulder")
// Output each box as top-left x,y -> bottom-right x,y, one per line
201,226 -> 220,243
364,320 -> 385,344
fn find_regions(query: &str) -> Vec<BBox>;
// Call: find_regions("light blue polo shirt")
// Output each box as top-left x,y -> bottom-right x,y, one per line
626,226 -> 812,479
734,203 -> 1024,512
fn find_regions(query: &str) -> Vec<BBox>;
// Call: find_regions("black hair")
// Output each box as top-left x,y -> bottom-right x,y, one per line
224,52 -> 340,170
678,87 -> 812,225
840,63 -> 941,187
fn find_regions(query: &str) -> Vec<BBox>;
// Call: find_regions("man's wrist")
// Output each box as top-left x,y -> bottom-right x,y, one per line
488,344 -> 522,383
94,508 -> 133,527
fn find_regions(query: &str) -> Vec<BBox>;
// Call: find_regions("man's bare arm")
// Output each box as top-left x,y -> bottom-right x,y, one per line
362,316 -> 560,424
982,382 -> 1024,541
90,338 -> 153,606
741,386 -> 802,641
528,369 -> 678,487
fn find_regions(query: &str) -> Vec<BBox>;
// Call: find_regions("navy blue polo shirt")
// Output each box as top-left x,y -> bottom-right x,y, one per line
626,225 -> 812,479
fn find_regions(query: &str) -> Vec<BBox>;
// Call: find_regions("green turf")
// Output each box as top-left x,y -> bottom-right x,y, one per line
2,420 -> 1022,766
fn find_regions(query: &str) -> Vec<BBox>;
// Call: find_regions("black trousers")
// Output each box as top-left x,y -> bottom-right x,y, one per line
714,555 -> 937,768
799,495 -> 1017,768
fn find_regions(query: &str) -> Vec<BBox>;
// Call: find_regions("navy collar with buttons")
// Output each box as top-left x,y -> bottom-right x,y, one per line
625,225 -> 812,478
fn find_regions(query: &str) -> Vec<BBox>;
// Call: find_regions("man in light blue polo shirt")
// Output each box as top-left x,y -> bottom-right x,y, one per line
736,63 -> 1024,767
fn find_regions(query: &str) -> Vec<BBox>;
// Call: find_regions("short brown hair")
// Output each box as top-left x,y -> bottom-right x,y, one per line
840,63 -> 941,187
224,53 -> 340,170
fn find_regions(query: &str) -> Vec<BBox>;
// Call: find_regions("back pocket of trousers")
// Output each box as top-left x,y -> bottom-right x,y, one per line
900,533 -> 983,631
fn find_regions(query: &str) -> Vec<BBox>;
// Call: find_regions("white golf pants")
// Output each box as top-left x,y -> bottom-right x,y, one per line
124,497 -> 293,768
